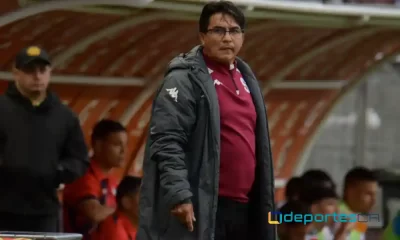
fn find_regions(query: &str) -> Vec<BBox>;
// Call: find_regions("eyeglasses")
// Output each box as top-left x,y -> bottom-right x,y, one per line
206,27 -> 244,38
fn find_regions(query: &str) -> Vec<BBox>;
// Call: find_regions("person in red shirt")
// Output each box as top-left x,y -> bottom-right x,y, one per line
91,176 -> 141,240
62,119 -> 127,238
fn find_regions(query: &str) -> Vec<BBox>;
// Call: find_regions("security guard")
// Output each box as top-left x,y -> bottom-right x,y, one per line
0,46 -> 89,232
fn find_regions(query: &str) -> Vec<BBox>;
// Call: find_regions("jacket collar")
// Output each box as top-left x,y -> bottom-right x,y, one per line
188,45 -> 265,115
186,45 -> 258,82
6,82 -> 60,113
202,50 -> 238,74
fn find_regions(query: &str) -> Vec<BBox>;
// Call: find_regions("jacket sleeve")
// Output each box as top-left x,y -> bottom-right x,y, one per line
149,71 -> 197,210
58,115 -> 89,184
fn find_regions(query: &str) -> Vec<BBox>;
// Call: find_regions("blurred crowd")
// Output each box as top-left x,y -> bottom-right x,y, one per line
276,167 -> 378,240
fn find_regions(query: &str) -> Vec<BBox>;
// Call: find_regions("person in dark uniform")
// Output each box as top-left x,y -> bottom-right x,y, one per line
0,46 -> 89,232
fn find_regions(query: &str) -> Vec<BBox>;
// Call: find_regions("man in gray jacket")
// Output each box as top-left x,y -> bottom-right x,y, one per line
137,1 -> 276,240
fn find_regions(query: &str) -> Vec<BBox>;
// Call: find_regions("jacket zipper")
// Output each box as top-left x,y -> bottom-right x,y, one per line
229,70 -> 240,95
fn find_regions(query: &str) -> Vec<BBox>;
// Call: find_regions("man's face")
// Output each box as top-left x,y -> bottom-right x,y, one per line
13,61 -> 51,95
316,198 -> 339,225
200,13 -> 244,64
349,181 -> 378,213
95,131 -> 128,168
314,198 -> 338,215
122,192 -> 140,216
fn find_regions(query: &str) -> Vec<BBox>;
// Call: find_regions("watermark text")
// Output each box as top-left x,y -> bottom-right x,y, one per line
268,212 -> 380,225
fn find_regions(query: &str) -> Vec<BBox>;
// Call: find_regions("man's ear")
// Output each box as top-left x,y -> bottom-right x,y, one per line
92,139 -> 102,154
310,203 -> 318,214
12,67 -> 19,81
199,32 -> 205,45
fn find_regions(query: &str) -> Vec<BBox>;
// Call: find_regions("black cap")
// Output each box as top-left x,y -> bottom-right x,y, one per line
15,46 -> 51,69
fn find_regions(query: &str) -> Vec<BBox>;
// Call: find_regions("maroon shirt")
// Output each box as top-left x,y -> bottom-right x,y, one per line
203,54 -> 257,203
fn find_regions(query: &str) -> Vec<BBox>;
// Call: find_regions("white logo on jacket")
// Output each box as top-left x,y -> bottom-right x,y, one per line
166,87 -> 178,102
240,77 -> 250,93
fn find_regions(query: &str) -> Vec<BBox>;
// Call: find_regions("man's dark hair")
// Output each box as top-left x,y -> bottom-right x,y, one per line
91,119 -> 126,145
116,176 -> 142,206
279,201 -> 312,226
298,186 -> 338,205
302,169 -> 336,191
199,1 -> 246,33
285,177 -> 302,201
344,166 -> 377,190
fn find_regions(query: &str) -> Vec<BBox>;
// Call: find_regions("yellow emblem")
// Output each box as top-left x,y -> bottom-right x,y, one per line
26,46 -> 41,56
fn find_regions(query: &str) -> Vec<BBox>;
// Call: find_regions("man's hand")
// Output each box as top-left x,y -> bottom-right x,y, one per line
78,199 -> 115,223
171,203 -> 196,232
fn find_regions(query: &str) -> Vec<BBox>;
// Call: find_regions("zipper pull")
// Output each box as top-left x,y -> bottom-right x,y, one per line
236,90 -> 239,95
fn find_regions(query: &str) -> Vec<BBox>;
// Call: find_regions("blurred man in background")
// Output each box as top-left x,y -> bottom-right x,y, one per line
301,169 -> 337,191
301,169 -> 343,239
299,185 -> 338,239
63,120 -> 127,238
137,1 -> 275,240
277,201 -> 313,240
277,176 -> 303,208
338,167 -> 378,240
0,46 -> 89,232
91,176 -> 141,240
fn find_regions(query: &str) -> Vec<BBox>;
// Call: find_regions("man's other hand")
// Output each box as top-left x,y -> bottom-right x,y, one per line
171,203 -> 196,232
